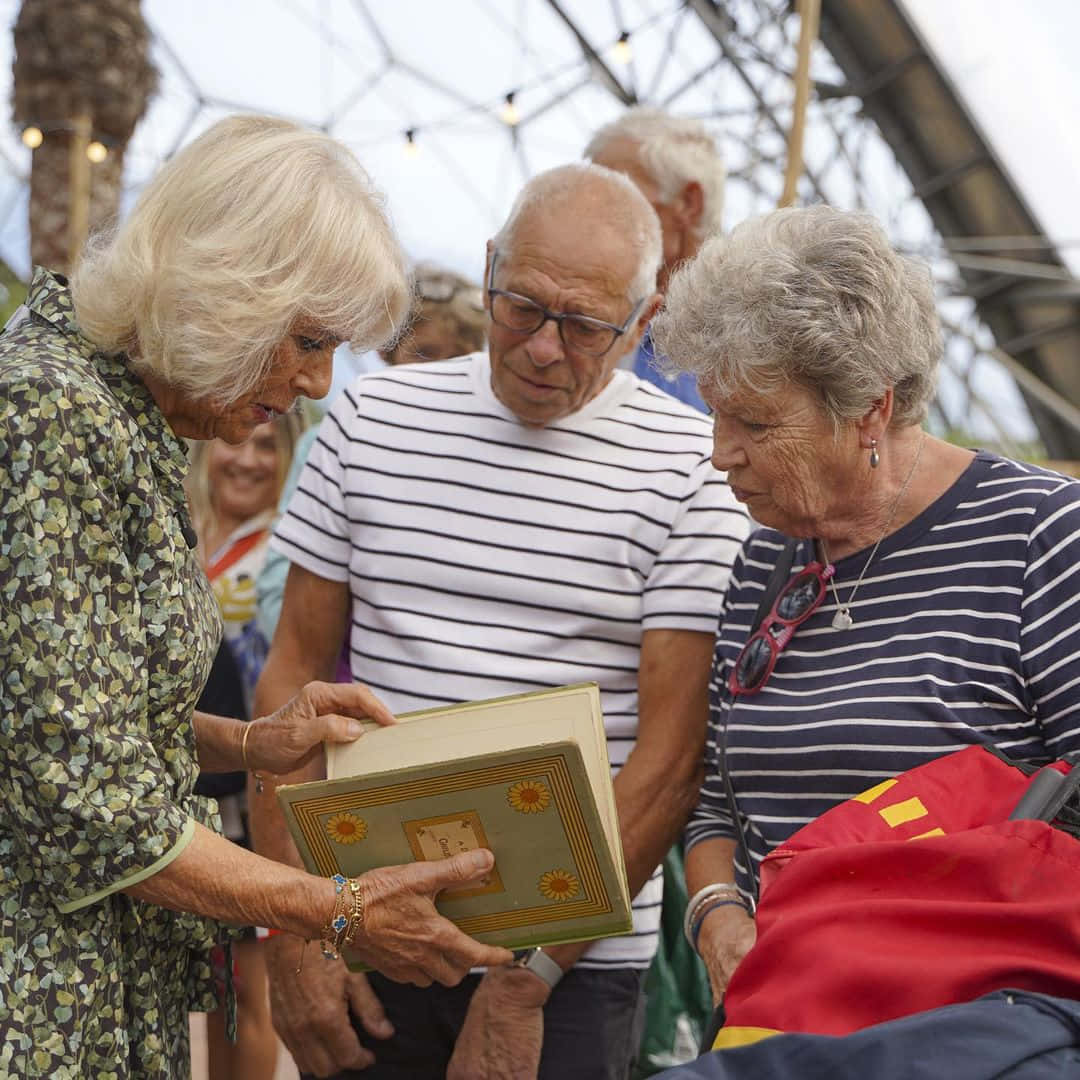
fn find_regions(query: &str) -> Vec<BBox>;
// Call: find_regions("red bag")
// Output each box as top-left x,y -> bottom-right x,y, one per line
720,746 -> 1080,1040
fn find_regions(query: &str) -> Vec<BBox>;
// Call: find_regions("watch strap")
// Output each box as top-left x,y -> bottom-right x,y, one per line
512,947 -> 564,990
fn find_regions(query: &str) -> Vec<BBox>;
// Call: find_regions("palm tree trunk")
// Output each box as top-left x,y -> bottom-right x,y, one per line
13,0 -> 157,275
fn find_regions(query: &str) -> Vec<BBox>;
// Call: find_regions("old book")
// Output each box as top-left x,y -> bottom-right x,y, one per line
277,682 -> 632,961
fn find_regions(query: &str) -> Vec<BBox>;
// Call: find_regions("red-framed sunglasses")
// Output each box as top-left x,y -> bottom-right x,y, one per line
728,561 -> 835,696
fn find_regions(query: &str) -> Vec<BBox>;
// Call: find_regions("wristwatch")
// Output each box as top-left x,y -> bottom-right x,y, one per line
511,947 -> 564,990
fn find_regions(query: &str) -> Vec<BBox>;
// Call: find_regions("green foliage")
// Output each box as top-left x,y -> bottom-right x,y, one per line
940,428 -> 1046,464
0,262 -> 27,327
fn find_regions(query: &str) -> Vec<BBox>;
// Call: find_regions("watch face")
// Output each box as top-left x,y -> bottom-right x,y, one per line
512,947 -> 539,965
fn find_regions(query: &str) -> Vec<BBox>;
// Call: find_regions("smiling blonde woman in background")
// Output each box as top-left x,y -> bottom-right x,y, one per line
0,114 -> 511,1080
186,410 -> 306,1080
188,413 -> 307,702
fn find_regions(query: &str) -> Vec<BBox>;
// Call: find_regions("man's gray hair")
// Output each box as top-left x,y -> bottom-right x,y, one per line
585,107 -> 725,238
653,205 -> 941,428
492,162 -> 662,301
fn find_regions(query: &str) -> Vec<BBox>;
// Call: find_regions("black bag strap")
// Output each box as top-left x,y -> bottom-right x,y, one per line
720,538 -> 799,907
985,744 -> 1080,840
750,539 -> 800,635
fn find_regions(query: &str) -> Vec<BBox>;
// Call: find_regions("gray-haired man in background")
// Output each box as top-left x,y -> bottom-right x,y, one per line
586,107 -> 726,413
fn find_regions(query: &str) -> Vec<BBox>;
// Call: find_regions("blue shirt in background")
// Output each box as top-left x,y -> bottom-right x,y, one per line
632,328 -> 709,414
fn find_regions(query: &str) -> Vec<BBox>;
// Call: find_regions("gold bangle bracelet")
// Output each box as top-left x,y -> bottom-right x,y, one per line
240,722 -> 254,770
241,722 -> 264,793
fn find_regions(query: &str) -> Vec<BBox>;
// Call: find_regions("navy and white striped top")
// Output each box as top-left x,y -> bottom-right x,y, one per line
272,352 -> 749,967
686,451 -> 1080,895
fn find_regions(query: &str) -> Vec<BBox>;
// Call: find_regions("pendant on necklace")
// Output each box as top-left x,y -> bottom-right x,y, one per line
832,608 -> 854,631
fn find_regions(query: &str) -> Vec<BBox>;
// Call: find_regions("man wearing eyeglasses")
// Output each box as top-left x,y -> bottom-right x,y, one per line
253,162 -> 748,1080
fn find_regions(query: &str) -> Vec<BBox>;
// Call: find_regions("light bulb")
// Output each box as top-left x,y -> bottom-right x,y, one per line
613,32 -> 632,65
86,140 -> 108,163
21,125 -> 43,149
500,93 -> 520,127
403,130 -> 420,158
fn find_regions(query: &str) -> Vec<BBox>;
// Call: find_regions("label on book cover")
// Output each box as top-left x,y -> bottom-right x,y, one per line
404,811 -> 504,899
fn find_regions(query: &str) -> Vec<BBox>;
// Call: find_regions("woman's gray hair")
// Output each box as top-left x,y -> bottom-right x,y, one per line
72,114 -> 410,405
585,107 -> 725,238
653,205 -> 941,428
492,162 -> 662,301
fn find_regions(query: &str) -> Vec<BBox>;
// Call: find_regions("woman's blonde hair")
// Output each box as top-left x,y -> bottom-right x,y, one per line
185,410 -> 306,545
71,114 -> 410,404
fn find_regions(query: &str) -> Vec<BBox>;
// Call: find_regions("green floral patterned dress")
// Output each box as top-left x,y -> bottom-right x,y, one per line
0,269 -> 227,1078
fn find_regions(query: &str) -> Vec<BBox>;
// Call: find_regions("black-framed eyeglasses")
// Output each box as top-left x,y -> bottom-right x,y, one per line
486,251 -> 646,358
728,562 -> 834,696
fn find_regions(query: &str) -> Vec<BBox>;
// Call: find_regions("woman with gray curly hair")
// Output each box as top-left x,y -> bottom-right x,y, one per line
0,114 -> 510,1079
653,205 -> 1080,1006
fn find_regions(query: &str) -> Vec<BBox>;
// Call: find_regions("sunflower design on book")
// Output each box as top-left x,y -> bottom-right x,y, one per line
326,812 -> 367,845
538,868 -> 580,902
507,778 -> 551,814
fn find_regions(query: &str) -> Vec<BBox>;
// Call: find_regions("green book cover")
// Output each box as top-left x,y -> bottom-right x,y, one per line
277,683 -> 632,964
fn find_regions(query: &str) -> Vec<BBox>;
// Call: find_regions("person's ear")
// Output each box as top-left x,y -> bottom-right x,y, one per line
675,181 -> 705,230
856,390 -> 894,447
639,292 -> 664,332
622,292 -> 664,356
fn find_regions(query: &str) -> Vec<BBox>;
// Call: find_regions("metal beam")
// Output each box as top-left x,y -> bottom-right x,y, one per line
542,0 -> 637,106
911,153 -> 988,200
687,0 -> 830,201
818,0 -> 1080,458
996,317 -> 1080,358
985,346 -> 1080,437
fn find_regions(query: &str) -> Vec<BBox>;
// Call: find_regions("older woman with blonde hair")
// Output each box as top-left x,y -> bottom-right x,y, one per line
652,205 -> 1080,1004
0,114 -> 510,1079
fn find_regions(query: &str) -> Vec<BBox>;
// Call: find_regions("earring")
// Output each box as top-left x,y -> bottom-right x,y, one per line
869,438 -> 880,469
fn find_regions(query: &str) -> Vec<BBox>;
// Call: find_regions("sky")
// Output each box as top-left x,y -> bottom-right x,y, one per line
904,0 -> 1080,275
0,0 -> 1073,445
4,0 -> 1073,276
0,0 -> 1073,274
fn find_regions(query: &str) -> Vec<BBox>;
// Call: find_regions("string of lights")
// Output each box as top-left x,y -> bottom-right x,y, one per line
20,124 -> 111,162
383,20 -> 644,155
0,0 -> 1063,455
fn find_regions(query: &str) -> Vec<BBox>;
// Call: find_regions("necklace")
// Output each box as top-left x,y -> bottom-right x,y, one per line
820,433 -> 926,631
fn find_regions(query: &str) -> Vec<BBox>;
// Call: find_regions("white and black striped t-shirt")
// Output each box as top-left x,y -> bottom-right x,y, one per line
272,353 -> 749,968
686,451 -> 1080,896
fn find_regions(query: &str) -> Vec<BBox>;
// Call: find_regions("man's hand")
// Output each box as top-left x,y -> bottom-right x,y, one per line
246,680 -> 396,776
447,965 -> 550,1080
266,936 -> 391,1077
356,849 -> 514,986
696,902 -> 756,1004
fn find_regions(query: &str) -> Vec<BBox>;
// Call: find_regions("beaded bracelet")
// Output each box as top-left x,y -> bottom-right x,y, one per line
320,873 -> 365,960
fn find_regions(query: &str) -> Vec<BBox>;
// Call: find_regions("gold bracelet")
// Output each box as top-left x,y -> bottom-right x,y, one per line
319,874 -> 365,961
343,877 -> 365,949
240,722 -> 263,794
